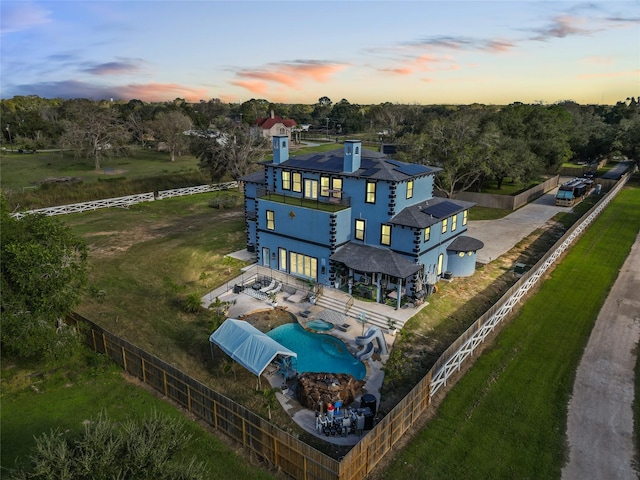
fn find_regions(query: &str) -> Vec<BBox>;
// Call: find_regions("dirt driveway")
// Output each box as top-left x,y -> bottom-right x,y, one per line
562,232 -> 640,480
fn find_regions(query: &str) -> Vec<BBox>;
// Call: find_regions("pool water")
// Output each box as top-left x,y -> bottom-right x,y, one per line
267,323 -> 366,380
305,319 -> 334,332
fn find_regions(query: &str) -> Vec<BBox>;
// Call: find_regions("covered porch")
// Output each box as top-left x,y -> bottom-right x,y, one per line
330,243 -> 422,310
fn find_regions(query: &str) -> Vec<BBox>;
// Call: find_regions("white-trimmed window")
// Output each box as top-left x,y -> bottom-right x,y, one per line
320,176 -> 330,197
463,209 -> 468,225
304,179 -> 318,199
281,171 -> 291,190
279,248 -> 287,271
451,214 -> 457,232
381,224 -> 391,246
292,172 -> 302,192
406,180 -> 414,199
442,218 -> 448,234
266,210 -> 275,230
424,226 -> 431,242
332,178 -> 343,199
355,219 -> 365,241
366,181 -> 376,204
289,252 -> 317,280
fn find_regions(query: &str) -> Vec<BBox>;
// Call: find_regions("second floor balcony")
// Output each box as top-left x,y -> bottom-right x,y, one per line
257,187 -> 351,212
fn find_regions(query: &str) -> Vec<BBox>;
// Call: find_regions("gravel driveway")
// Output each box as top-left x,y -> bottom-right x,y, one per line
562,232 -> 640,480
467,187 -> 572,264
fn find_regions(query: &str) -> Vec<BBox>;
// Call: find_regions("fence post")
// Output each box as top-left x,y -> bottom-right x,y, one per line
142,358 -> 146,383
122,346 -> 127,371
163,371 -> 168,396
273,437 -> 279,467
102,333 -> 107,355
91,329 -> 97,351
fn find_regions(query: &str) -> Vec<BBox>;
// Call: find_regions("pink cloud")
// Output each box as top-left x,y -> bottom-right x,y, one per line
233,61 -> 346,93
230,80 -> 269,94
116,83 -> 209,102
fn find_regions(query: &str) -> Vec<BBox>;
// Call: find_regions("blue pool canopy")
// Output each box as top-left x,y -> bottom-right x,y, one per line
209,319 -> 297,377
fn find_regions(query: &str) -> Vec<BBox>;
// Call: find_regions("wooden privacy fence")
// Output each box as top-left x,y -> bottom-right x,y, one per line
70,312 -> 340,480
69,171 -> 631,480
450,175 -> 559,210
10,182 -> 239,218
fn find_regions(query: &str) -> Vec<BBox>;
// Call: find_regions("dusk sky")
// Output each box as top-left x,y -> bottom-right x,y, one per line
1,1 -> 638,105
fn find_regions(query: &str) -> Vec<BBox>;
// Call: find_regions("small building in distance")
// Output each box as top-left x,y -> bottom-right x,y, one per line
252,110 -> 297,142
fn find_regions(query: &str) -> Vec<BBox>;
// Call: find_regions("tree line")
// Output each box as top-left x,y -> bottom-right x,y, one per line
1,95 -> 638,194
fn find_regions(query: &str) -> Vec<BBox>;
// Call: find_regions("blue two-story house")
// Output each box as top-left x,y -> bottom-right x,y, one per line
241,136 -> 483,306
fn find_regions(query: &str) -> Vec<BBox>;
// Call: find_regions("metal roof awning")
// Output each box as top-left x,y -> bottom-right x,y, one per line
330,242 -> 421,278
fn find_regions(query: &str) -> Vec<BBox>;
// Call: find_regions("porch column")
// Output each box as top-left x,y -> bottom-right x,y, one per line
348,268 -> 353,295
376,273 -> 382,303
396,278 -> 402,310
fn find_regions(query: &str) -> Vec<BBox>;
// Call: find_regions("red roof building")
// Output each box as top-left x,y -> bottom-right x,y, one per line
252,110 -> 297,141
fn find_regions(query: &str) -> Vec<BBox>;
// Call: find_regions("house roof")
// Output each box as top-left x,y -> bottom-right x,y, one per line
278,147 -> 440,181
209,319 -> 296,377
330,242 -> 421,278
446,235 -> 485,252
255,115 -> 297,130
389,197 -> 476,228
240,170 -> 265,184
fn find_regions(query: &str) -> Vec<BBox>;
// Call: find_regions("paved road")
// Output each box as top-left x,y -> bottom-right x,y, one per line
562,232 -> 640,480
467,187 -> 572,264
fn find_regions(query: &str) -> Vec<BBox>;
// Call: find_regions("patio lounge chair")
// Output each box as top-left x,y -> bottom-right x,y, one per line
286,290 -> 307,303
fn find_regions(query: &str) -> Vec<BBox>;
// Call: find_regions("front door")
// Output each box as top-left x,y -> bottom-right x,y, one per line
262,247 -> 270,267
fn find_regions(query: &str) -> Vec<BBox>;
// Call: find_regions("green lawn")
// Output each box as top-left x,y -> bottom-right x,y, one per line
377,185 -> 640,479
1,352 -> 275,479
0,146 -> 203,191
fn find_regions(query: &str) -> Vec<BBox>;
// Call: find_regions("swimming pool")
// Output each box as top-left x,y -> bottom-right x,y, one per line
267,323 -> 366,380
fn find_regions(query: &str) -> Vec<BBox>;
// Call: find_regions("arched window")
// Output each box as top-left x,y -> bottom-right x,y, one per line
355,146 -> 360,154
437,253 -> 444,275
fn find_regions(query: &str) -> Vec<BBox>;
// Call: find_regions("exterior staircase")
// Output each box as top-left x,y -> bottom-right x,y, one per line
315,288 -> 405,332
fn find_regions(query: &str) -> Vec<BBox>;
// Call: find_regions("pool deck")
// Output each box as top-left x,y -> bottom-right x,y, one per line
203,266 -> 395,446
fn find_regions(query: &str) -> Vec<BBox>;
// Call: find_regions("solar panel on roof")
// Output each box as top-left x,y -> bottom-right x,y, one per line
422,200 -> 461,218
360,168 -> 379,177
386,159 -> 429,176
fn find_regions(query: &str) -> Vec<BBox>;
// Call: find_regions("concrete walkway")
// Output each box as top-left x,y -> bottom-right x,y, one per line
562,231 -> 640,480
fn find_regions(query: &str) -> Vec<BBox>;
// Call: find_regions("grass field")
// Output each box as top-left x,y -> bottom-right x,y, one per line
375,184 -> 640,479
0,351 -> 276,479
0,147 -> 203,191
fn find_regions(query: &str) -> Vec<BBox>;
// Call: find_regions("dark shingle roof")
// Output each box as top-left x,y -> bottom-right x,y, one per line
389,197 -> 475,228
277,148 -> 440,181
330,242 -> 421,278
240,171 -> 266,184
446,236 -> 484,252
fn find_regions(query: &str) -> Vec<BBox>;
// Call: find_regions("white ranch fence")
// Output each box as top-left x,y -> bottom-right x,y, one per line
429,172 -> 631,396
156,182 -> 238,199
10,182 -> 239,219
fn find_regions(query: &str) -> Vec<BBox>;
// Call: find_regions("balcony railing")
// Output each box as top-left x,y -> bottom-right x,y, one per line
257,188 -> 351,212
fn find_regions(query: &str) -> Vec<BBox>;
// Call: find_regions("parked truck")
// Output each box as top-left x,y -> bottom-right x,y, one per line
555,178 -> 594,206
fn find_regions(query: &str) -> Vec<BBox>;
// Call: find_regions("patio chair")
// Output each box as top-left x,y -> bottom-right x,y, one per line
286,289 -> 307,303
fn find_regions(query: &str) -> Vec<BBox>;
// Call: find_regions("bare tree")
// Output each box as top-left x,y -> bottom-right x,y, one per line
192,126 -> 267,182
59,100 -> 129,170
151,111 -> 192,161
